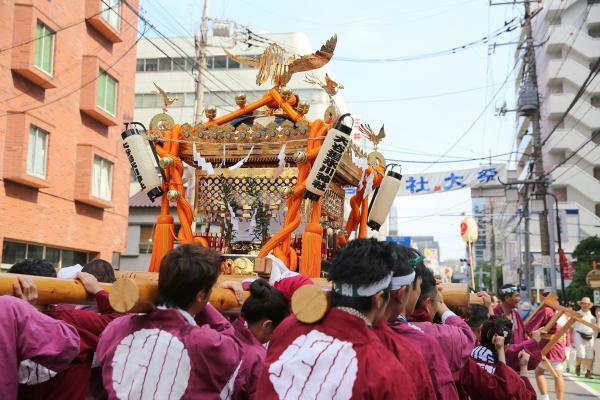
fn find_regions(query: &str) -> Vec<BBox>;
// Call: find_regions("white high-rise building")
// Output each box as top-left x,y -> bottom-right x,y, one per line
511,0 -> 600,291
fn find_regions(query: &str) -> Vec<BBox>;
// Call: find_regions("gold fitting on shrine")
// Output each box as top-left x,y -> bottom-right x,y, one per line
297,100 -> 310,115
159,157 -> 174,168
280,87 -> 293,101
235,93 -> 247,108
166,190 -> 180,202
205,106 -> 217,120
279,186 -> 294,198
292,151 -> 307,164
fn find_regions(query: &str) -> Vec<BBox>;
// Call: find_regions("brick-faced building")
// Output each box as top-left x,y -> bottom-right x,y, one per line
0,0 -> 138,269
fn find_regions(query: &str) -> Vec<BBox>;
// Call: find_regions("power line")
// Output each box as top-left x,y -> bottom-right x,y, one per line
418,57 -> 521,173
242,19 -> 519,63
0,6 -> 110,53
387,151 -> 525,164
0,24 -> 148,118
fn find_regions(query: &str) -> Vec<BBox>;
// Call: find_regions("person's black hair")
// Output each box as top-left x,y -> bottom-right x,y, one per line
328,238 -> 393,314
157,244 -> 221,309
498,283 -> 518,302
481,317 -> 513,351
241,279 -> 289,327
82,259 -> 116,283
468,304 -> 490,331
8,258 -> 56,277
381,242 -> 428,291
416,264 -> 437,310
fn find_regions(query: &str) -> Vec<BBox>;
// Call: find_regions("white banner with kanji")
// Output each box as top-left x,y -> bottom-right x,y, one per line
398,164 -> 506,196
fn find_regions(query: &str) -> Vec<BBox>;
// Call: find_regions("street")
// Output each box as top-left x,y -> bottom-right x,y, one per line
531,372 -> 599,399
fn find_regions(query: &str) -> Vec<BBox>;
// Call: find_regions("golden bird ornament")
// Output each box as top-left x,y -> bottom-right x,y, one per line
153,82 -> 178,112
358,124 -> 386,149
304,72 -> 344,97
224,35 -> 337,87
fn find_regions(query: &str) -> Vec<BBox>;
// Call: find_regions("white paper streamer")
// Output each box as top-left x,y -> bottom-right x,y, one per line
250,208 -> 258,230
221,144 -> 227,167
274,143 -> 287,178
228,146 -> 254,170
227,202 -> 239,231
364,171 -> 375,198
194,146 -> 215,175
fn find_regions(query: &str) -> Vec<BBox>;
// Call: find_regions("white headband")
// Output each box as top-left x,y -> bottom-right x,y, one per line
333,273 -> 393,297
391,271 -> 416,290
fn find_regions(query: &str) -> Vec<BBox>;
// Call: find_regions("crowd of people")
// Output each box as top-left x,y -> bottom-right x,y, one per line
1,238 -> 598,399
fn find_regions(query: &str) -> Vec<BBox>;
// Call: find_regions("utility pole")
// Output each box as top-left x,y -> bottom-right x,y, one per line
523,186 -> 531,300
194,0 -> 209,124
490,202 -> 497,293
523,1 -> 551,259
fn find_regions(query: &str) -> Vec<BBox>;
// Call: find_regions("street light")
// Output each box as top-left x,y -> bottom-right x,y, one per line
546,192 -> 565,301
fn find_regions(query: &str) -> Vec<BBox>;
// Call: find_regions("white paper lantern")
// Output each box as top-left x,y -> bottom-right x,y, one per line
460,217 -> 478,243
304,116 -> 352,201
367,168 -> 402,231
122,124 -> 163,201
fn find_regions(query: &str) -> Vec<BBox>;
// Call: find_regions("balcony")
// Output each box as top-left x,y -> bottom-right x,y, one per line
546,128 -> 600,165
546,58 -> 600,95
546,26 -> 600,61
552,164 -> 600,202
589,4 -> 600,27
545,93 -> 600,130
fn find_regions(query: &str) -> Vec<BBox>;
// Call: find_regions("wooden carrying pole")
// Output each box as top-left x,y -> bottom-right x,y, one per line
525,294 -> 599,378
0,274 -> 248,314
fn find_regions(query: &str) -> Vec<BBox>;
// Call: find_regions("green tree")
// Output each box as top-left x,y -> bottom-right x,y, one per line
564,236 -> 599,305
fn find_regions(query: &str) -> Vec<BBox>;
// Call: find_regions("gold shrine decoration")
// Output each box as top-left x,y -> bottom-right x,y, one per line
223,35 -> 337,87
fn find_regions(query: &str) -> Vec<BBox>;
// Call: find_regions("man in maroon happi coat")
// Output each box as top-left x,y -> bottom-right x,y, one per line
255,238 -> 421,399
493,284 -> 542,371
373,242 -> 456,400
96,244 -> 242,399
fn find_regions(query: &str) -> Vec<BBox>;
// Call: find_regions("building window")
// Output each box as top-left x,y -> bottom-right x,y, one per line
173,57 -> 187,71
145,58 -> 158,72
1,240 -> 89,269
139,226 -> 154,252
92,155 -> 113,201
136,59 -> 144,72
97,69 -> 117,115
213,55 -> 227,69
101,0 -> 121,31
34,21 -> 54,75
159,58 -> 172,71
26,125 -> 48,179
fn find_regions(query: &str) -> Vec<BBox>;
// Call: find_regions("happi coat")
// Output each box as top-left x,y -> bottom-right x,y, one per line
458,346 -> 536,400
231,317 -> 266,400
255,308 -> 419,399
409,311 -> 476,379
386,316 -> 459,400
0,296 -> 80,400
19,290 -> 122,400
525,304 -> 566,363
493,304 -> 541,370
96,303 -> 242,399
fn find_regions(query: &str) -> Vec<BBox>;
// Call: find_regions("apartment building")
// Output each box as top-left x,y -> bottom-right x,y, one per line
0,0 -> 138,269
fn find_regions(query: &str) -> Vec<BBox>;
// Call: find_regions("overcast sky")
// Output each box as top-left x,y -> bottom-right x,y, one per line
141,0 -> 520,259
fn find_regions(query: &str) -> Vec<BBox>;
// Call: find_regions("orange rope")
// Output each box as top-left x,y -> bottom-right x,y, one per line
337,164 -> 385,245
258,121 -> 327,268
